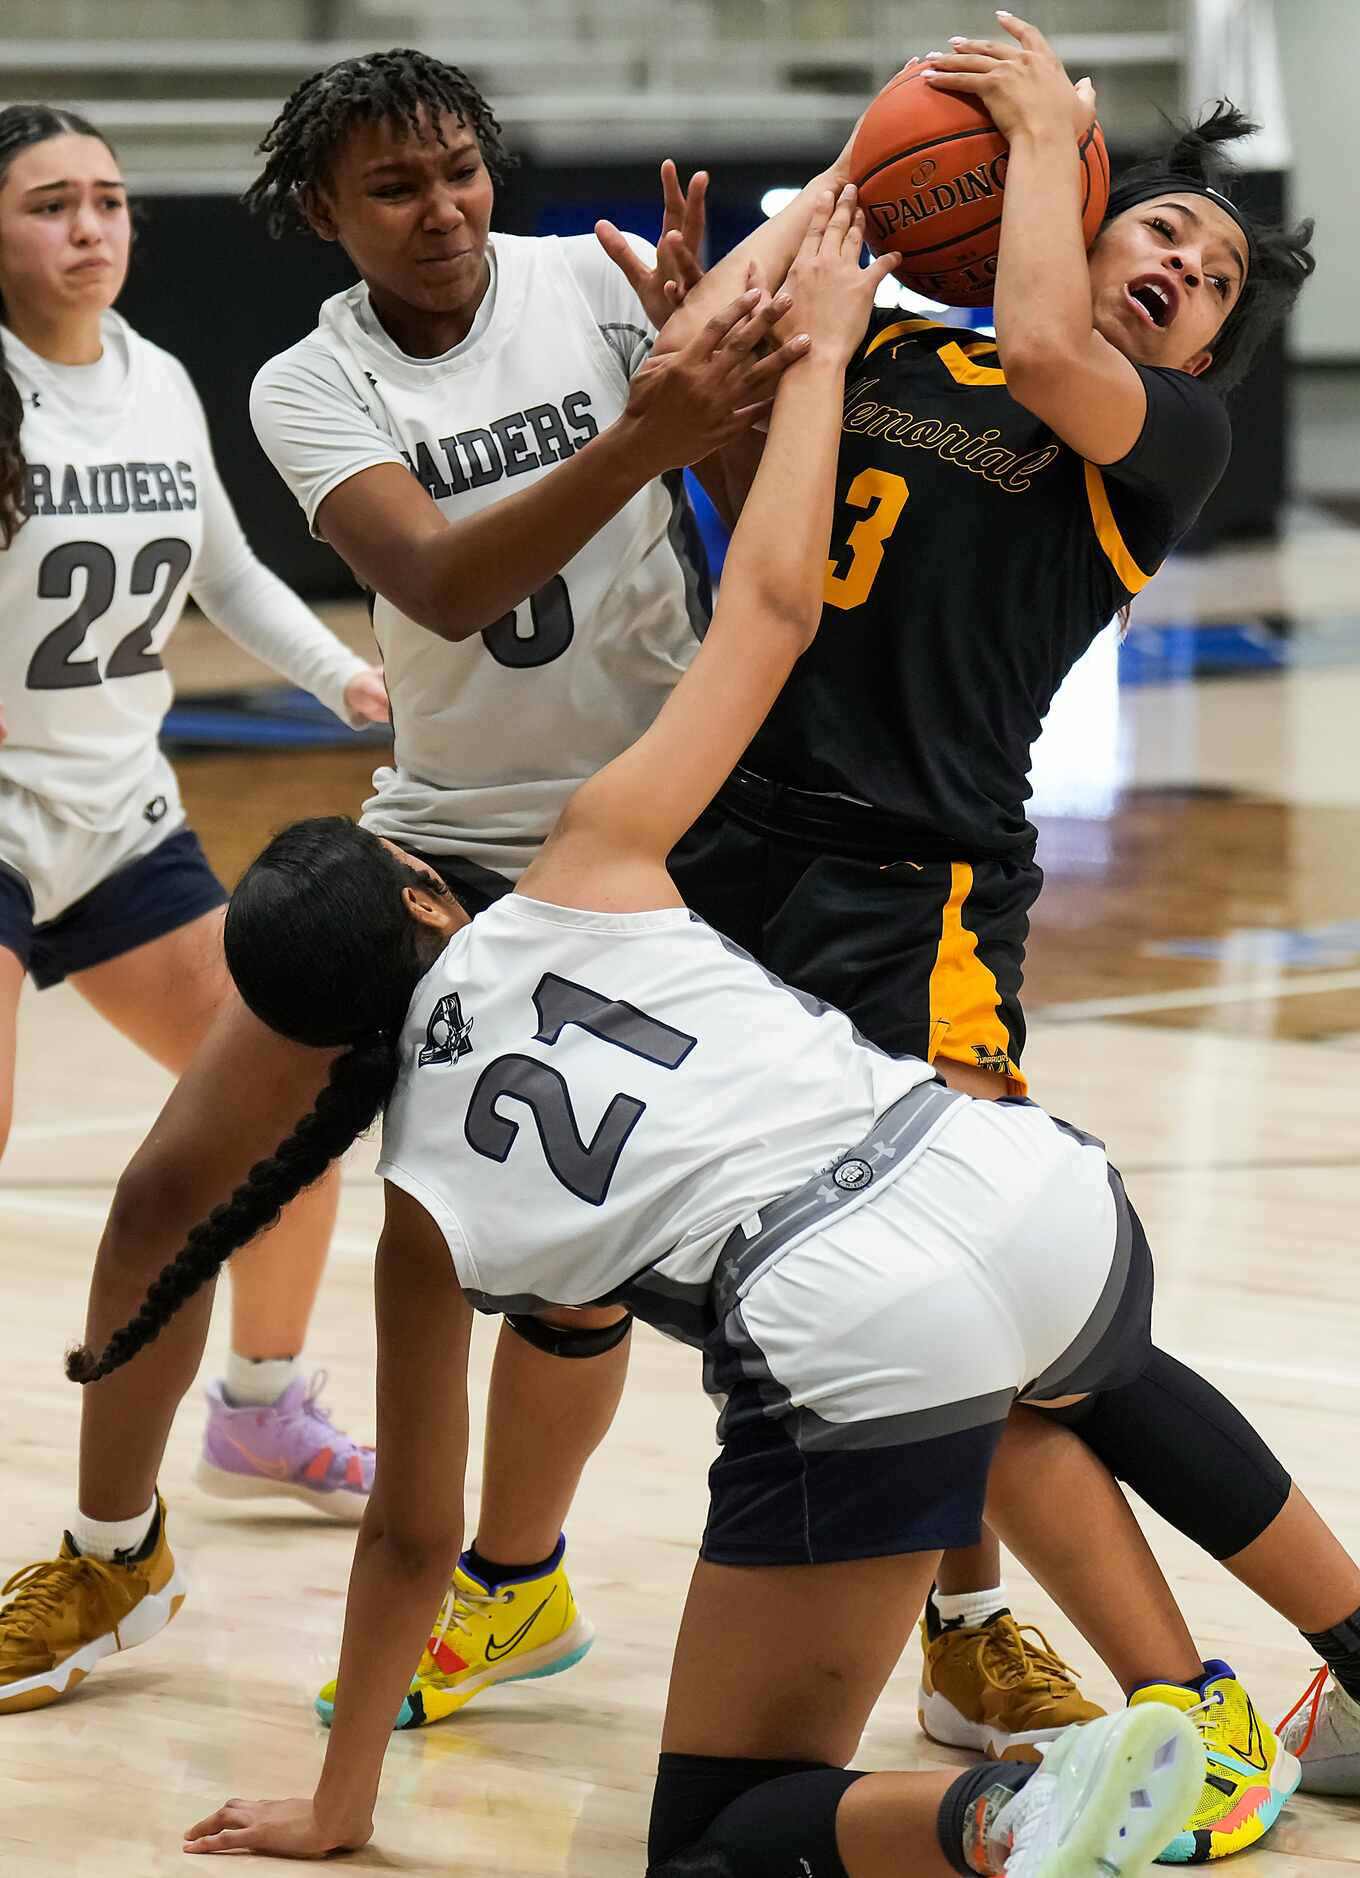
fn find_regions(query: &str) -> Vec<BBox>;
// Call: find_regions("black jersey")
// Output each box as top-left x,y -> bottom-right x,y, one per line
744,313 -> 1231,857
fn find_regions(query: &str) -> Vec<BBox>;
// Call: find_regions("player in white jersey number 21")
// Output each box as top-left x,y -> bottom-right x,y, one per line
78,189 -> 1209,1878
0,104 -> 386,1580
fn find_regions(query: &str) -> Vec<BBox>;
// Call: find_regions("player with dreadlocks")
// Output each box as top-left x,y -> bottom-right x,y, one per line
0,46 -> 804,1724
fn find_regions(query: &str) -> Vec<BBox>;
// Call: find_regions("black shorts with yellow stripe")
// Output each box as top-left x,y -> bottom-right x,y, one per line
668,772 -> 1042,1097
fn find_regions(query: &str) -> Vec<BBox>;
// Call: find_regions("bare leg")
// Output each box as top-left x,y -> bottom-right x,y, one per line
74,991 -> 337,1519
0,945 -> 24,1158
987,1406 -> 1202,1691
933,1054 -> 1004,1596
659,1552 -> 958,1878
474,1308 -> 631,1562
1221,1483 -> 1360,1633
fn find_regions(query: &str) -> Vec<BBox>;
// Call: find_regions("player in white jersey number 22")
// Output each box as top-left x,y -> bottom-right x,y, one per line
0,105 -> 386,1568
78,190 -> 1208,1878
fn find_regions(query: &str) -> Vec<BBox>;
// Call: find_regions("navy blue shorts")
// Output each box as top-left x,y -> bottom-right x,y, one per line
0,827 -> 227,990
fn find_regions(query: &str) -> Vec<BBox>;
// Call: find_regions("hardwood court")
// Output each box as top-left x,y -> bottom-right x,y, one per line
3,533 -> 1360,1874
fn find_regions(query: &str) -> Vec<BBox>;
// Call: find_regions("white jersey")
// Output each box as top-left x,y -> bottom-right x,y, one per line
377,894 -> 943,1316
251,233 -> 710,879
0,313 -> 366,835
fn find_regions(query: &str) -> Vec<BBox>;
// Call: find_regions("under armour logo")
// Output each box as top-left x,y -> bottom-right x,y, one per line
30,391 -> 41,409
364,371 -> 378,387
418,992 -> 474,1067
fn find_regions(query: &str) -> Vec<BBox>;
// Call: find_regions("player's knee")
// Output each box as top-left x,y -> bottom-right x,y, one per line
506,1305 -> 633,1359
102,1143 -> 185,1275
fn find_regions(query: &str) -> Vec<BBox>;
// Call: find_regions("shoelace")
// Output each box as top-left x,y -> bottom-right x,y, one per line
298,1370 -> 375,1456
1182,1688 -> 1228,1740
976,1620 -> 1080,1699
1,1554 -> 123,1638
427,1580 -> 512,1655
1276,1666 -> 1328,1757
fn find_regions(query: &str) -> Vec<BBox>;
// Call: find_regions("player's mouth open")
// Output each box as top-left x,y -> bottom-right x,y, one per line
1125,276 -> 1179,329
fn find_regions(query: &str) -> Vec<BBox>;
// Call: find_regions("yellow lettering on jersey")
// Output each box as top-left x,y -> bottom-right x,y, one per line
824,468 -> 910,611
1083,461 -> 1156,593
937,341 -> 1008,387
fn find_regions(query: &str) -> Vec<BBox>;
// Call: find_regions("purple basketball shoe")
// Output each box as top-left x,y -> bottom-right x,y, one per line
195,1372 -> 374,1520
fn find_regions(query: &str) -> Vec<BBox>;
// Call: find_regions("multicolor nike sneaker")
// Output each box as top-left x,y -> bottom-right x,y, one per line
987,1705 -> 1205,1878
918,1606 -> 1106,1762
0,1495 -> 186,1713
1279,1666 -> 1360,1795
316,1536 -> 593,1730
195,1372 -> 374,1520
1128,1660 -> 1300,1862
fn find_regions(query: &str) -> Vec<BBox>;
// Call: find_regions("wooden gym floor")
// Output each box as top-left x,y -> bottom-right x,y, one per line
2,508 -> 1359,1874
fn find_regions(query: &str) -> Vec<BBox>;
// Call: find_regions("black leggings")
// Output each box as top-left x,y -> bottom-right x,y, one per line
647,1754 -> 864,1877
1053,1346 -> 1292,1559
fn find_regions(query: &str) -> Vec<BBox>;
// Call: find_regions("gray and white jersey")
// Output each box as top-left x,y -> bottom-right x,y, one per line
377,893 -> 944,1314
252,233 -> 711,879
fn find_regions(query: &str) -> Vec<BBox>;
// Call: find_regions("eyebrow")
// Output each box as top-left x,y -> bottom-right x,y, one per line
24,178 -> 126,196
361,141 -> 479,177
1153,199 -> 1247,285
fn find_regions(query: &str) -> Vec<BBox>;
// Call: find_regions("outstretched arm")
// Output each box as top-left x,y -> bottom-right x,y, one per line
182,1182 -> 471,1858
524,190 -> 897,909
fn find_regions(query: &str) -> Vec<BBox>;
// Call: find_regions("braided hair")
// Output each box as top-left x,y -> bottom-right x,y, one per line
0,105 -> 118,548
243,48 -> 513,237
1099,100 -> 1314,391
67,818 -> 452,1385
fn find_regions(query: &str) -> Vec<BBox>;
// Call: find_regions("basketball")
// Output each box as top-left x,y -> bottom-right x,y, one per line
850,58 -> 1110,306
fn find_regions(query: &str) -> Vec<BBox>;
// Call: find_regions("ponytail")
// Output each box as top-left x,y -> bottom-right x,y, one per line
66,1036 -> 399,1385
0,327 -> 23,549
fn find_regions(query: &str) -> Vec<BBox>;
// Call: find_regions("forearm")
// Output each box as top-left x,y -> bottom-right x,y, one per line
192,560 -> 367,723
312,1515 -> 460,1839
399,415 -> 660,641
720,354 -> 843,638
991,127 -> 1093,368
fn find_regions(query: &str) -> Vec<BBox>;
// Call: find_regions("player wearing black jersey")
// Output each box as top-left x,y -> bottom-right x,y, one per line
649,10 -> 1326,1785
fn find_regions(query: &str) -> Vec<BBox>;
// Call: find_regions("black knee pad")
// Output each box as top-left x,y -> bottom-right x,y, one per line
648,1753 -> 862,1876
504,1310 -> 633,1360
1062,1347 -> 1292,1559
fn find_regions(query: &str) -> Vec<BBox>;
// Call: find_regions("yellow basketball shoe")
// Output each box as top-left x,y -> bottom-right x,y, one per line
315,1536 -> 593,1731
1129,1660 -> 1300,1862
918,1606 -> 1105,1763
0,1496 -> 186,1713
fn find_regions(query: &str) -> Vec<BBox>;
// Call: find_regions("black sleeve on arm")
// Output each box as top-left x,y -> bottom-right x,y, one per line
1101,365 -> 1232,552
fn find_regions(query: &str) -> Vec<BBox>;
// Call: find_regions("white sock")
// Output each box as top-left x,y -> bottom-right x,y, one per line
934,1583 -> 1009,1629
223,1352 -> 300,1407
70,1495 -> 157,1562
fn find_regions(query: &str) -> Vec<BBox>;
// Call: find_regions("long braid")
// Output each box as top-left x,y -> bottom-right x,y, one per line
243,48 -> 514,237
66,1036 -> 399,1385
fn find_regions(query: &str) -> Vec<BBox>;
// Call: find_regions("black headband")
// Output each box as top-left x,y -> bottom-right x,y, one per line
1104,178 -> 1255,271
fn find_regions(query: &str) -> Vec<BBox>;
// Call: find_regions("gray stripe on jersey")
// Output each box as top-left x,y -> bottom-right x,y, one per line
712,1301 -> 1016,1451
1025,1162 -> 1134,1397
711,1080 -> 968,1319
615,1266 -> 714,1348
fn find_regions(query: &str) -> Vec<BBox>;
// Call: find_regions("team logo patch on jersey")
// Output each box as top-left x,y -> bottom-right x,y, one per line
832,1157 -> 873,1192
143,795 -> 168,823
418,993 -> 475,1067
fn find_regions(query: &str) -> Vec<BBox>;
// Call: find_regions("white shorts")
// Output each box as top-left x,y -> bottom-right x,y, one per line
0,752 -> 185,925
700,1090 -> 1152,1565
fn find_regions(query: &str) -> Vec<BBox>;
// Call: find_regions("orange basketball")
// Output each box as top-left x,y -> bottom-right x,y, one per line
850,59 -> 1109,307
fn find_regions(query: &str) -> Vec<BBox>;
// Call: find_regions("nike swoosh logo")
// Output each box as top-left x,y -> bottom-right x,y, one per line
222,1435 -> 292,1479
484,1593 -> 552,1662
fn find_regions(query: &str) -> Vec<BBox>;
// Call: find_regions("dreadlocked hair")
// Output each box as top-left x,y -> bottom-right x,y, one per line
67,816 -> 451,1385
0,105 -> 118,548
1100,99 -> 1314,392
243,48 -> 513,236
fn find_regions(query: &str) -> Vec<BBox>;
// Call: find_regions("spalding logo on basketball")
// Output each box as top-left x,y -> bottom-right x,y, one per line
851,58 -> 1109,307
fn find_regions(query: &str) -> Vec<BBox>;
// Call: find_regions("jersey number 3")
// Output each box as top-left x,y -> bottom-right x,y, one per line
28,539 -> 192,690
465,972 -> 696,1205
823,468 -> 909,611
